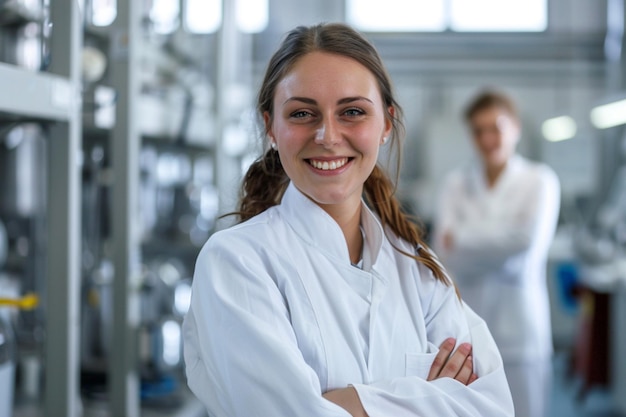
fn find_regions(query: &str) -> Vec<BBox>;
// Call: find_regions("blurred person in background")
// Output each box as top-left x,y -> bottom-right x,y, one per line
434,90 -> 561,417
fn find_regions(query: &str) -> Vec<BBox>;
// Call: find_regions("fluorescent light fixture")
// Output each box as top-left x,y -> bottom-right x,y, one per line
346,0 -> 446,32
237,0 -> 268,33
591,99 -> 626,129
184,0 -> 221,34
542,116 -> 577,142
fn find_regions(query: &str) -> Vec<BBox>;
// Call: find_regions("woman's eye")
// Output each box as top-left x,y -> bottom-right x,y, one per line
290,110 -> 312,119
344,108 -> 365,117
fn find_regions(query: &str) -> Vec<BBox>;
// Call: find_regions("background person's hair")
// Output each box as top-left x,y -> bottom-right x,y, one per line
235,23 -> 453,288
464,89 -> 519,122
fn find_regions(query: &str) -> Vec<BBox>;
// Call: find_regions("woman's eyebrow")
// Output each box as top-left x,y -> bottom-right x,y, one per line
282,96 -> 373,106
283,97 -> 316,105
337,96 -> 373,105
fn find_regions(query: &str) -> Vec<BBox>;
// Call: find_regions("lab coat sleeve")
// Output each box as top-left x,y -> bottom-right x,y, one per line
433,173 -> 491,281
441,167 -> 560,280
183,235 -> 351,417
351,266 -> 514,417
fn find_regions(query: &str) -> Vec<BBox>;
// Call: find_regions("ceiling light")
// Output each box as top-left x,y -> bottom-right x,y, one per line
542,116 -> 577,142
591,99 -> 626,129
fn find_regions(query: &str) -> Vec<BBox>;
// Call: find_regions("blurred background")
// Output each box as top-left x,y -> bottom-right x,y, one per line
0,0 -> 624,416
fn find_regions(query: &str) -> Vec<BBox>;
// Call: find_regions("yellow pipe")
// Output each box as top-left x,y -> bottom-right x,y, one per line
0,293 -> 39,310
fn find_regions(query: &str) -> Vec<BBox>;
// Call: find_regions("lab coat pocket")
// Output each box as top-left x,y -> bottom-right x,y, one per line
405,342 -> 439,380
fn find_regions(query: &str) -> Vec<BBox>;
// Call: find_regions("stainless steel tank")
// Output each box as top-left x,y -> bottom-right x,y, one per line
0,123 -> 47,218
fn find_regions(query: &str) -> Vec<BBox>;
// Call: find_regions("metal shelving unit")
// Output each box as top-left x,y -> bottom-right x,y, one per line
0,63 -> 75,121
98,1 -> 208,415
0,1 -> 84,416
5,0 -> 221,414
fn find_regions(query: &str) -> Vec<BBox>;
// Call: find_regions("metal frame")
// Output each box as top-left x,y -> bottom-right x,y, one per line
0,63 -> 74,121
44,0 -> 83,416
108,0 -> 142,415
214,0 -> 238,220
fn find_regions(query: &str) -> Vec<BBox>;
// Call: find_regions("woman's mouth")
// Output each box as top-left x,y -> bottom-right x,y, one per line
308,157 -> 350,171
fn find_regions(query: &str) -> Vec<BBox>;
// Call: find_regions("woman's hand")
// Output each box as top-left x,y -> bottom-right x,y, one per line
323,387 -> 369,417
427,338 -> 478,385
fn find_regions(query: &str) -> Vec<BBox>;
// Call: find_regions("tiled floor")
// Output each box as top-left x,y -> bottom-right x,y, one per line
549,351 -> 624,417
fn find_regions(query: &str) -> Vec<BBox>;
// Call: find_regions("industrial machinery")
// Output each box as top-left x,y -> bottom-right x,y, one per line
0,0 -> 219,413
78,135 -> 217,409
76,1 -> 220,411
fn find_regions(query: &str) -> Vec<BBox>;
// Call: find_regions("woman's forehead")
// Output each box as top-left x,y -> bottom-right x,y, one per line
274,52 -> 382,103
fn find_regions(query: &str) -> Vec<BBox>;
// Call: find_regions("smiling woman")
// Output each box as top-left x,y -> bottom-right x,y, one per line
266,51 -> 390,223
182,22 -> 514,417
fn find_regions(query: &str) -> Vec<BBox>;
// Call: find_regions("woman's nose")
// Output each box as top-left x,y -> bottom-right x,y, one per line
313,120 -> 340,147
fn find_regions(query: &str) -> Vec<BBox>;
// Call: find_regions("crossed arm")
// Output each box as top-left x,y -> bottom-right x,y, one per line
323,338 -> 477,417
434,168 -> 560,281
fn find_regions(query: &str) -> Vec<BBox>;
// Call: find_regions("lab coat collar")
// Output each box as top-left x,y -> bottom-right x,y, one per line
279,182 -> 384,269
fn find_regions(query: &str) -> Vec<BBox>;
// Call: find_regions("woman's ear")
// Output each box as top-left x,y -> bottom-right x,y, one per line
263,111 -> 273,138
384,106 -> 395,140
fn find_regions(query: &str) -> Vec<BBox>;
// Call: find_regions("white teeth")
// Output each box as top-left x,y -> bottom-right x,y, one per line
310,158 -> 348,171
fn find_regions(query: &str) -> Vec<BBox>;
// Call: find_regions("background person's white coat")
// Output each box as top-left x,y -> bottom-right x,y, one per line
183,183 -> 514,417
434,154 -> 561,416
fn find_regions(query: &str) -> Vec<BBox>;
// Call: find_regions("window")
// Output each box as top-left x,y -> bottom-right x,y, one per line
450,0 -> 547,32
183,0 -> 269,35
236,0 -> 269,34
91,0 -> 117,27
347,0 -> 445,32
346,0 -> 548,32
184,0 -> 222,34
150,0 -> 180,34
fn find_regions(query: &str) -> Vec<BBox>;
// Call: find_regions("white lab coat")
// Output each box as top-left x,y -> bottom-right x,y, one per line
434,155 -> 560,362
183,182 -> 514,417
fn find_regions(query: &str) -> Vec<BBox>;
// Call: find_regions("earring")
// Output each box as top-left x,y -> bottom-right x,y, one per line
382,136 -> 388,145
270,142 -> 277,150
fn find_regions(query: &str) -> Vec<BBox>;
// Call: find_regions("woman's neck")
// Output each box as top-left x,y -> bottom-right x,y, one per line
485,161 -> 507,188
323,202 -> 363,264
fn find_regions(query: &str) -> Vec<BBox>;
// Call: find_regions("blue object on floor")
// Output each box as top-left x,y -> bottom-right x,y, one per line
555,261 -> 580,315
141,375 -> 178,400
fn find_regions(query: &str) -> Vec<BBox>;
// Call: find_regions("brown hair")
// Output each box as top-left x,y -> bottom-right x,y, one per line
464,89 -> 519,122
235,23 -> 451,287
